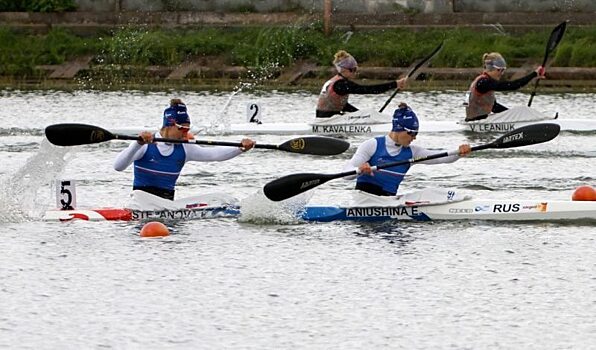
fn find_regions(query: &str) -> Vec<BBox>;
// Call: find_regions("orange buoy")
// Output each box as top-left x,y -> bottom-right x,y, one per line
140,221 -> 170,237
571,185 -> 596,201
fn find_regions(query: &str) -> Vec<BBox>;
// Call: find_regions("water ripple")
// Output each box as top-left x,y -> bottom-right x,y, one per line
1,89 -> 595,349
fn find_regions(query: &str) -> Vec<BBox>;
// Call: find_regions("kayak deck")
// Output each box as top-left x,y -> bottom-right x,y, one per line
44,205 -> 241,222
44,200 -> 596,223
302,200 -> 596,222
111,118 -> 596,137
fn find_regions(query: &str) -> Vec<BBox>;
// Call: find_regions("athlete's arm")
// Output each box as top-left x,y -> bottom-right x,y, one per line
114,142 -> 147,171
476,72 -> 537,93
342,138 -> 378,179
183,144 -> 243,162
410,145 -> 461,165
334,79 -> 398,95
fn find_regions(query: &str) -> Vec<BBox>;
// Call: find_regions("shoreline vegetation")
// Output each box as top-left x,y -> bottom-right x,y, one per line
1,24 -> 596,92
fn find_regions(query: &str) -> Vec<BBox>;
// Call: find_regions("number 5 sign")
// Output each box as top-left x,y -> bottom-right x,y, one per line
55,180 -> 76,210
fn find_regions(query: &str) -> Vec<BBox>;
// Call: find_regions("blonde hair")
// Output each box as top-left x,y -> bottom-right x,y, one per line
333,50 -> 351,65
482,52 -> 504,65
482,52 -> 507,72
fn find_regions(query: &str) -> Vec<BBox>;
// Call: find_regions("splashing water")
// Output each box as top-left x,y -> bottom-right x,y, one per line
204,85 -> 247,135
340,31 -> 353,44
483,23 -> 507,36
238,189 -> 313,225
203,62 -> 280,135
0,138 -> 74,222
77,25 -> 151,89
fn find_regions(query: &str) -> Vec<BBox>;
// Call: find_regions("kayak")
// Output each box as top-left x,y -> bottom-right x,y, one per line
45,182 -> 594,223
44,189 -> 240,222
44,206 -> 240,222
301,189 -> 596,222
44,188 -> 596,223
113,106 -> 596,137
302,199 -> 596,222
45,198 -> 596,223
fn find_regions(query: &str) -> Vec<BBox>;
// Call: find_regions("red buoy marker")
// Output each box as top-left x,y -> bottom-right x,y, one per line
571,185 -> 596,201
140,221 -> 170,237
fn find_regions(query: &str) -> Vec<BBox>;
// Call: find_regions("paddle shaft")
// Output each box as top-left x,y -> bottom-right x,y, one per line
336,122 -> 556,177
263,123 -> 561,201
264,147 -> 471,201
312,144 -> 488,182
44,123 -> 350,155
94,134 -> 270,149
379,41 -> 444,113
140,136 -> 347,153
528,21 -> 567,107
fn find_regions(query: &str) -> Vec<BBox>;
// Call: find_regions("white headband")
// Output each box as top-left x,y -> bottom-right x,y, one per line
335,56 -> 358,72
484,57 -> 507,71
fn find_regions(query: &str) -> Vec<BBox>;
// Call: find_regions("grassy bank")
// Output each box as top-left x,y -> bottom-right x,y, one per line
1,24 -> 595,85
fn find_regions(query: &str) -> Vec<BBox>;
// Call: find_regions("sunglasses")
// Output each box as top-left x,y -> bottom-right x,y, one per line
495,67 -> 507,73
347,67 -> 358,73
402,126 -> 418,137
175,123 -> 191,132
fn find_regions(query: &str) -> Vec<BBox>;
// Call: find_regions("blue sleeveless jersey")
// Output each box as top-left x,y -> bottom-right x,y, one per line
356,136 -> 412,195
133,144 -> 186,191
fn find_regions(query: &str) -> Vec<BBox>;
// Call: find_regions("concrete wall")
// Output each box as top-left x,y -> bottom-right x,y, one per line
74,0 -> 596,13
75,0 -> 117,12
454,0 -> 596,12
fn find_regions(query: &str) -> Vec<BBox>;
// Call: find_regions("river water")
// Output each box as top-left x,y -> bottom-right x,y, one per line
1,89 -> 595,349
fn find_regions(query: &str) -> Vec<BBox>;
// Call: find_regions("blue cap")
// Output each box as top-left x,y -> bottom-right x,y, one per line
392,105 -> 419,132
163,103 -> 190,127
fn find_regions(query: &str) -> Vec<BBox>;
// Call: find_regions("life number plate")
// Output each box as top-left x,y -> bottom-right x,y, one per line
55,180 -> 76,210
246,102 -> 262,124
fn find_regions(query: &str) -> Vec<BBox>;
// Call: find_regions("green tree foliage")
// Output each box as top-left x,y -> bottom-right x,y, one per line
0,27 -> 96,75
1,25 -> 595,77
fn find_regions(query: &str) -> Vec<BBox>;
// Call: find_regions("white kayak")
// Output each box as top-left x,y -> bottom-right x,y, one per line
44,206 -> 240,222
44,188 -> 596,223
45,198 -> 596,223
302,189 -> 596,222
113,106 -> 595,137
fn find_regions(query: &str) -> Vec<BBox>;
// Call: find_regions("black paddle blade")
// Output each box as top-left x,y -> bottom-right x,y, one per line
277,136 -> 350,155
494,123 -> 560,148
379,41 -> 444,113
407,41 -> 444,78
264,123 -> 561,202
529,21 -> 567,107
45,123 -> 115,146
474,123 -> 560,151
263,172 -> 339,201
545,21 -> 567,56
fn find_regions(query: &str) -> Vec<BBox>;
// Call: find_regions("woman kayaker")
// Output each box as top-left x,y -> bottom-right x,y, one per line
344,103 -> 471,196
316,50 -> 408,118
465,52 -> 545,121
114,98 -> 255,200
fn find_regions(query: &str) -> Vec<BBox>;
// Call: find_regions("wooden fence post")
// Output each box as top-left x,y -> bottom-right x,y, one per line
324,0 -> 332,36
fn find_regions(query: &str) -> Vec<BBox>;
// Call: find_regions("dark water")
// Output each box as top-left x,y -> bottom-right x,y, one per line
0,90 -> 594,349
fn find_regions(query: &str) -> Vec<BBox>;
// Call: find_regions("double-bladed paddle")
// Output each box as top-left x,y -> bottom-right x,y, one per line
45,123 -> 350,156
528,21 -> 568,107
263,123 -> 561,201
378,41 -> 444,113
